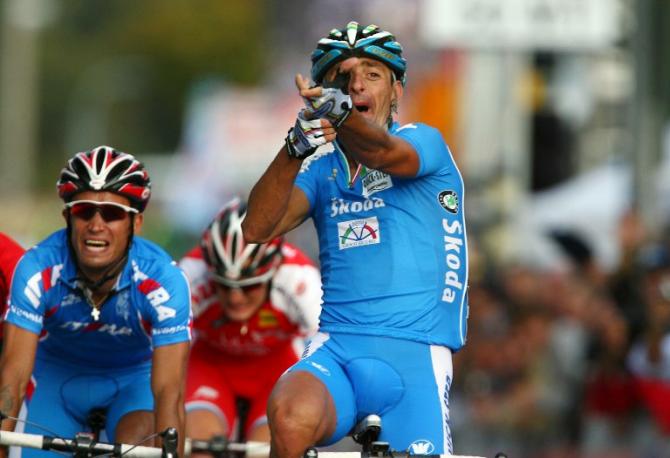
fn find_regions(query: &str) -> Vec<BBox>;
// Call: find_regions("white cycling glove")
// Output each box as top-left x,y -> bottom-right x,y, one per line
304,71 -> 353,128
285,109 -> 328,160
305,88 -> 353,128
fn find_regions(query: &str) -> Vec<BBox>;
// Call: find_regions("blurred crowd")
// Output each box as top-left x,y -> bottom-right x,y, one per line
451,210 -> 670,458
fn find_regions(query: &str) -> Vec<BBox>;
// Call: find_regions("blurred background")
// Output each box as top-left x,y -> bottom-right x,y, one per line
2,0 -> 670,456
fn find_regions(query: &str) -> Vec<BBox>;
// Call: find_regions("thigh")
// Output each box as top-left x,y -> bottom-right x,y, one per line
376,341 -> 453,455
21,364 -> 82,458
106,365 -> 154,441
242,345 -> 299,437
285,333 -> 356,445
184,347 -> 236,436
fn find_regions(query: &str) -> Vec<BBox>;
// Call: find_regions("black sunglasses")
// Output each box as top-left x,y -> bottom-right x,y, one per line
65,200 -> 138,223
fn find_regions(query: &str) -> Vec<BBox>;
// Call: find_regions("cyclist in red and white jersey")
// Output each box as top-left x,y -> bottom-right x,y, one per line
179,198 -> 321,446
0,232 -> 25,346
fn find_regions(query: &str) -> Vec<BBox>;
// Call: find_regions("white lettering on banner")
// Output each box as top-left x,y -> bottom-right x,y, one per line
25,272 -> 42,308
330,197 -> 385,217
441,219 -> 464,303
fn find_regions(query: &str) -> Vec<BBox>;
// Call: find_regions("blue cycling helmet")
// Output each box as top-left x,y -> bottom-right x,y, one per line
311,21 -> 407,86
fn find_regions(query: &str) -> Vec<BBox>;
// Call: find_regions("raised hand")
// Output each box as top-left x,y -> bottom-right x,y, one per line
295,73 -> 353,128
285,109 -> 336,160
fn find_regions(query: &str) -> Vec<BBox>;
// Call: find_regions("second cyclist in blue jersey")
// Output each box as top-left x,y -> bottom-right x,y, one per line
0,146 -> 192,457
243,21 -> 468,458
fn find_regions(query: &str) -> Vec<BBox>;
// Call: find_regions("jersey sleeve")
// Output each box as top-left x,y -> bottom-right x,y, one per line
294,147 -> 332,214
178,248 -> 214,318
394,123 -> 452,178
138,263 -> 193,347
4,251 -> 48,335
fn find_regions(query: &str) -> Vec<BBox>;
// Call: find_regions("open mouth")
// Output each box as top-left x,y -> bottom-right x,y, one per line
84,239 -> 109,250
355,103 -> 370,113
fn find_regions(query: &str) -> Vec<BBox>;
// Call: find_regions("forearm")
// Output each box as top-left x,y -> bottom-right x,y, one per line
154,390 -> 185,456
0,382 -> 23,432
336,111 -> 393,169
244,146 -> 303,242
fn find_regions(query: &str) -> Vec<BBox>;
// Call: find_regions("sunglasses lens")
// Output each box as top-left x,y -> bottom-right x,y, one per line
219,282 -> 264,293
70,203 -> 97,220
70,203 -> 129,222
99,206 -> 128,222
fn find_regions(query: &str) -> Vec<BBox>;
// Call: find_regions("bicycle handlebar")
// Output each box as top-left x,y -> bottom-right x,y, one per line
0,430 -> 164,458
185,437 -> 270,457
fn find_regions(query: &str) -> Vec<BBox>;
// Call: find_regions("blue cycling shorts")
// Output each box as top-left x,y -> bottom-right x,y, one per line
288,332 -> 454,455
18,356 -> 153,458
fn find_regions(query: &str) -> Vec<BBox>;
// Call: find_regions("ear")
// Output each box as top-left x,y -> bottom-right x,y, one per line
393,80 -> 403,104
62,208 -> 69,222
133,213 -> 144,234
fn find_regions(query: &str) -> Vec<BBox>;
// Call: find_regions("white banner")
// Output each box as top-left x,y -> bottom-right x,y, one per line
419,0 -> 623,51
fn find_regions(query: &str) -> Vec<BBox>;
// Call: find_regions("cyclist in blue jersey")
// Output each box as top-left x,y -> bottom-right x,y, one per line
243,21 -> 468,458
0,146 -> 191,457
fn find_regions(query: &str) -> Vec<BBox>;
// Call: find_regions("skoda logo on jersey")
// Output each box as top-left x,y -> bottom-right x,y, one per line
437,190 -> 459,214
408,440 -> 435,455
337,217 -> 380,250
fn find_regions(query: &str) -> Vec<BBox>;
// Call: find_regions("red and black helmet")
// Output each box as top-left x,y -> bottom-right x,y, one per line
57,146 -> 151,212
200,198 -> 283,288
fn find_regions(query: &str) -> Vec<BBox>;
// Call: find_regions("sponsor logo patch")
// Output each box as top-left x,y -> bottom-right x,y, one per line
409,440 -> 435,455
437,190 -> 459,214
361,169 -> 393,197
258,309 -> 278,328
337,217 -> 380,250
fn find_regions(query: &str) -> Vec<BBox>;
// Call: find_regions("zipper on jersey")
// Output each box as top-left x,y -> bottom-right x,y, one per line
336,142 -> 367,188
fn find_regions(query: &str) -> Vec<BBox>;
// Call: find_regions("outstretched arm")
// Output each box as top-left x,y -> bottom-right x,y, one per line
152,341 -> 189,457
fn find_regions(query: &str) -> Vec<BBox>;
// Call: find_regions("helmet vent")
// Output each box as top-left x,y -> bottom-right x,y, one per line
346,21 -> 359,46
89,177 -> 105,190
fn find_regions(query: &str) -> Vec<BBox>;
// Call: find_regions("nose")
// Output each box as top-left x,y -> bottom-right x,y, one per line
348,70 -> 365,94
226,287 -> 246,305
87,210 -> 107,230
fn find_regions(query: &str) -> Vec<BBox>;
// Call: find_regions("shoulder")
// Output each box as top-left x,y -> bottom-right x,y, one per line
393,122 -> 445,143
14,230 -> 68,276
299,143 -> 337,175
272,244 -> 321,304
178,245 -> 208,282
129,237 -> 189,295
280,242 -> 315,267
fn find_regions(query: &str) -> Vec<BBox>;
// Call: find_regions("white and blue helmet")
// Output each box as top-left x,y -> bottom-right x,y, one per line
311,21 -> 407,86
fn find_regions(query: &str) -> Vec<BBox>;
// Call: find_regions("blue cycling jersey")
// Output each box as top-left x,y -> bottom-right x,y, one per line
6,229 -> 192,368
295,122 -> 468,350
